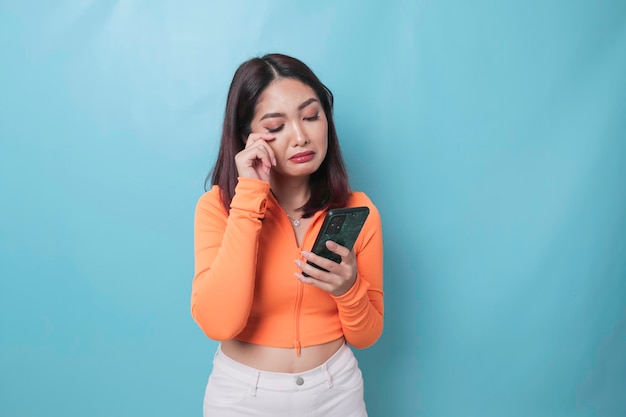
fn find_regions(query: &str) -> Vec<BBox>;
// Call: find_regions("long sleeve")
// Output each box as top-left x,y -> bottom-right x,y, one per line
191,178 -> 270,340
333,201 -> 384,349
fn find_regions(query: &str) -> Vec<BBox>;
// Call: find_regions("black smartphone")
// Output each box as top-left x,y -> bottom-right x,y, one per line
304,206 -> 370,275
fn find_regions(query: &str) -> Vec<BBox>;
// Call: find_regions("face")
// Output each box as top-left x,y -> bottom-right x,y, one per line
249,78 -> 329,180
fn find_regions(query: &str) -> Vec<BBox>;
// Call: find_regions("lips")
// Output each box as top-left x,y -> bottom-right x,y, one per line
289,151 -> 315,163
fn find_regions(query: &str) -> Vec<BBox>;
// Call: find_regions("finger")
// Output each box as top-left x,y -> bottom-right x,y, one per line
259,133 -> 276,142
247,143 -> 274,169
300,251 -> 341,274
295,262 -> 355,297
325,240 -> 351,259
236,150 -> 272,179
246,132 -> 275,142
293,270 -> 333,293
239,149 -> 271,173
295,259 -> 325,280
246,135 -> 277,166
257,136 -> 277,166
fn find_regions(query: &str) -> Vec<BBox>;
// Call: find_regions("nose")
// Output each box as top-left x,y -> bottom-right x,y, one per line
291,120 -> 309,146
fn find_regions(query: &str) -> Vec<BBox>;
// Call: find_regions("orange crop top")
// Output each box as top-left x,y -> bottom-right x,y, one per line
191,177 -> 384,352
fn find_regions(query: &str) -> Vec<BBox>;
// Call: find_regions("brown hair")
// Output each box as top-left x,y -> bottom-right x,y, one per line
207,53 -> 350,217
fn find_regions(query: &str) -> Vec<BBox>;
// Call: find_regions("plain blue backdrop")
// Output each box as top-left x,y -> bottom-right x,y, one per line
1,1 -> 625,416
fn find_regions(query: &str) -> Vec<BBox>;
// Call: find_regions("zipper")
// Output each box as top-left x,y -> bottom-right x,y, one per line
290,213 -> 305,357
293,279 -> 304,357
278,201 -> 323,357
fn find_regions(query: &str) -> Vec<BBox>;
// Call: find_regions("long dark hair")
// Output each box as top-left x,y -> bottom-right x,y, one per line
207,53 -> 350,217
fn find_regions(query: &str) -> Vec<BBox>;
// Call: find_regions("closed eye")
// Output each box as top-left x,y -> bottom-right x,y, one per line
304,114 -> 320,122
267,125 -> 284,133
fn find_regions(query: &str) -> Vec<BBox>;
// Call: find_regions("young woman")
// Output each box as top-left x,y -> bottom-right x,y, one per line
191,53 -> 384,417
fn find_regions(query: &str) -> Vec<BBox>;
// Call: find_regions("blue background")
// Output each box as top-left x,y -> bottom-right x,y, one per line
1,1 -> 625,416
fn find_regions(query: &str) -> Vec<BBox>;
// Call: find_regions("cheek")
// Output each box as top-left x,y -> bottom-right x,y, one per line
266,137 -> 284,152
321,129 -> 329,149
314,122 -> 329,144
318,136 -> 329,161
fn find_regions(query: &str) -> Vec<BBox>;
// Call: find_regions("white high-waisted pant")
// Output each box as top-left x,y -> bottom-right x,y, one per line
203,343 -> 368,417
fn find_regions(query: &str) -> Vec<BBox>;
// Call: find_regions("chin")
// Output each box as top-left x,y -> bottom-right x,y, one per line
275,166 -> 319,179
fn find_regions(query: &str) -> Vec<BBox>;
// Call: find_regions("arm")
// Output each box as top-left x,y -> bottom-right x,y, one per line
332,204 -> 384,348
190,178 -> 270,340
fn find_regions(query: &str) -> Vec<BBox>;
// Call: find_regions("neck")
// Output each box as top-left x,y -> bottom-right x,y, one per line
270,175 -> 310,214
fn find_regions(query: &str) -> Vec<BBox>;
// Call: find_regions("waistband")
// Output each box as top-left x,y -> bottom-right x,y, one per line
213,343 -> 355,392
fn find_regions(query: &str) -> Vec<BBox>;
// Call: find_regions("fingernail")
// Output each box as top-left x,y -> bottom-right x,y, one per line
294,260 -> 302,267
272,158 -> 277,166
301,251 -> 311,259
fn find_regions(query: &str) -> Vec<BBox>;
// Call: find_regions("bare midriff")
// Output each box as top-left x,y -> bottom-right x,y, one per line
220,337 -> 345,373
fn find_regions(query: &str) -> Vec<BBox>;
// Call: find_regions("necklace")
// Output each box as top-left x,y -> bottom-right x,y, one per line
286,213 -> 302,227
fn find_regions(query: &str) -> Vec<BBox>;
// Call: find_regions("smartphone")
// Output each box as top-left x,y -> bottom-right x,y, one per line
304,206 -> 370,275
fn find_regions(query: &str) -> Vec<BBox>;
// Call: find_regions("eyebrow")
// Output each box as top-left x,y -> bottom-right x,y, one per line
259,98 -> 319,121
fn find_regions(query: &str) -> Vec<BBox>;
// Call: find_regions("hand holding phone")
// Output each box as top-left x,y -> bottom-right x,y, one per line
303,206 -> 370,276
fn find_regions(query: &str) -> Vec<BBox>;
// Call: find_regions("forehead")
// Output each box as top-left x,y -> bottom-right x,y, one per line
255,78 -> 319,113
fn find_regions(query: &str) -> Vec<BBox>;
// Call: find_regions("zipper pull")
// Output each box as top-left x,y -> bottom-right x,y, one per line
295,340 -> 302,357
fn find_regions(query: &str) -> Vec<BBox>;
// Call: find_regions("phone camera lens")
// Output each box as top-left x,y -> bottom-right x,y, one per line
328,215 -> 346,234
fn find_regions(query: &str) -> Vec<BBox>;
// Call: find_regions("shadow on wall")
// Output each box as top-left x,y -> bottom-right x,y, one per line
355,216 -> 421,416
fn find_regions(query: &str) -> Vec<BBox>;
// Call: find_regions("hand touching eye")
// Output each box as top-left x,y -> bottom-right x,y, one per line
234,133 -> 277,182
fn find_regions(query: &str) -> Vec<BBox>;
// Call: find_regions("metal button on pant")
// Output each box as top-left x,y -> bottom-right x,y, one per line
295,376 -> 304,386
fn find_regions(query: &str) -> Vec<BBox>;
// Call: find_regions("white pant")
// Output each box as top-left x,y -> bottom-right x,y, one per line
203,343 -> 368,417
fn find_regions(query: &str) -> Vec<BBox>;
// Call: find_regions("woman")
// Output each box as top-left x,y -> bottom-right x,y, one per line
191,53 -> 384,417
